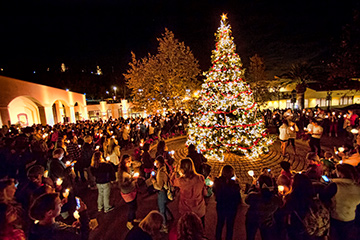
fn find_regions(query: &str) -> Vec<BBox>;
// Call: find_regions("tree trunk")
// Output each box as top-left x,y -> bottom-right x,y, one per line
296,83 -> 307,110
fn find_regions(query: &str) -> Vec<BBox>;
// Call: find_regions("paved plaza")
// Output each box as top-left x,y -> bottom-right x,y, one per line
75,134 -> 355,240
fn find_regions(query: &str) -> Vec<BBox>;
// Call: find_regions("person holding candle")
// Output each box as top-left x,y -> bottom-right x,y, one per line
29,193 -> 89,240
170,158 -> 207,226
118,155 -> 139,230
245,175 -> 282,240
150,156 -> 173,233
287,121 -> 299,154
90,152 -> 115,213
104,138 -> 121,174
279,120 -> 290,157
213,165 -> 241,240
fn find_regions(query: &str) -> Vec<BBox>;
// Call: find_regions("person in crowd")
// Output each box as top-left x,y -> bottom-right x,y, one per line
279,119 -> 289,156
118,155 -> 139,230
29,192 -> 89,240
309,120 -> 323,157
173,212 -> 208,240
0,178 -> 18,205
283,173 -> 328,240
287,121 -> 298,154
16,165 -> 54,211
322,163 -> 360,240
187,144 -> 207,174
141,143 -> 154,179
125,210 -> 163,240
151,156 -> 173,232
90,151 -> 115,213
320,152 -> 336,177
329,111 -> 338,137
80,136 -> 96,189
104,137 -> 121,172
245,175 -> 282,240
48,148 -> 72,189
66,135 -> 81,166
156,140 -> 175,174
213,165 -> 241,240
0,203 -> 25,240
171,158 -> 207,226
279,161 -> 292,181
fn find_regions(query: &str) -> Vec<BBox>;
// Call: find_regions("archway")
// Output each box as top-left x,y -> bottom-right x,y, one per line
8,96 -> 45,126
52,100 -> 70,124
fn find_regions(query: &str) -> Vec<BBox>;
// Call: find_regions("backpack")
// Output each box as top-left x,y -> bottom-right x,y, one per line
163,171 -> 175,201
294,197 -> 330,237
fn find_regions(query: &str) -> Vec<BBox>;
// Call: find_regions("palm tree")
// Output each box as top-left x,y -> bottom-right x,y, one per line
284,62 -> 313,110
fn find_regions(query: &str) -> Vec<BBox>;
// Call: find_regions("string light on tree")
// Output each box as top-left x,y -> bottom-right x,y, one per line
186,14 -> 273,161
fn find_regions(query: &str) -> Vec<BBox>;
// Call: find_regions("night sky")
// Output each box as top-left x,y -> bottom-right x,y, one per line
0,0 -> 358,89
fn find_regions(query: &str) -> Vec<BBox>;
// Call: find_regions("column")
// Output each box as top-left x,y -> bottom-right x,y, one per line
69,106 -> 76,123
44,106 -> 55,126
0,106 -> 10,127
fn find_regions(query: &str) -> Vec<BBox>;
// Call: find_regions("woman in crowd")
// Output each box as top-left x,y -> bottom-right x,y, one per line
213,165 -> 241,240
118,155 -> 139,230
173,212 -> 208,240
90,151 -> 116,213
151,156 -> 173,232
279,119 -> 289,156
104,137 -> 121,171
287,121 -> 298,154
156,140 -> 174,174
245,175 -> 282,240
125,210 -> 163,240
141,143 -> 154,179
0,203 -> 25,240
0,178 -> 18,204
283,173 -> 327,240
171,158 -> 207,226
322,163 -> 360,240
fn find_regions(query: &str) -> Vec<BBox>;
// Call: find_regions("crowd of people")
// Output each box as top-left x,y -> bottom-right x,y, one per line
0,108 -> 360,240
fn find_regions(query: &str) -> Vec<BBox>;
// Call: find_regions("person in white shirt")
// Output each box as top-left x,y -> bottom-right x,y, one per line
279,120 -> 290,156
287,121 -> 299,154
309,120 -> 323,156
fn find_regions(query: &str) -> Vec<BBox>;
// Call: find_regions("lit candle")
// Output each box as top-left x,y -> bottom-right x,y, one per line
248,170 -> 254,177
56,178 -> 63,186
133,172 -> 139,178
106,156 -> 110,161
43,170 -> 49,178
63,188 -> 70,198
208,180 -> 214,186
338,147 -> 345,152
73,210 -> 80,219
278,185 -> 284,192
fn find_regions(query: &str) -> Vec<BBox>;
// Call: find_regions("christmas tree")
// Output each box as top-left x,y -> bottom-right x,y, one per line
186,14 -> 272,161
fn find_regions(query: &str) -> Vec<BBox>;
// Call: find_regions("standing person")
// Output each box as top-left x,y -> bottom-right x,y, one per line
48,148 -> 72,189
80,136 -> 96,189
279,120 -> 289,156
156,140 -> 174,174
151,156 -> 173,233
245,175 -> 282,240
90,152 -> 115,213
171,158 -> 207,226
287,121 -> 299,154
187,144 -> 207,174
329,111 -> 338,137
29,193 -> 89,240
322,164 -> 360,240
118,155 -> 139,230
213,165 -> 241,240
309,120 -> 323,157
283,174 -> 329,240
104,138 -> 121,177
141,143 -> 154,179
0,203 -> 26,240
125,210 -> 163,240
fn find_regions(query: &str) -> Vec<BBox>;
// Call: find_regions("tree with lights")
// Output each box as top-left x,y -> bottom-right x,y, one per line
186,14 -> 272,161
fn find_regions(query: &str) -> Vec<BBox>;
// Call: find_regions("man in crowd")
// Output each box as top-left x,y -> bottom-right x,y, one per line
309,120 -> 323,157
29,192 -> 89,240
